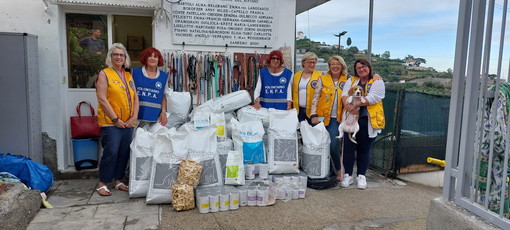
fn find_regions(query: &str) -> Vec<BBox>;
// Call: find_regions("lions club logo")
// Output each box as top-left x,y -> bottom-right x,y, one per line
155,82 -> 162,89
279,77 -> 287,85
310,80 -> 318,89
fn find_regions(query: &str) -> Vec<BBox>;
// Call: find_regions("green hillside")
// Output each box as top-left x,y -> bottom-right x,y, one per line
296,38 -> 453,96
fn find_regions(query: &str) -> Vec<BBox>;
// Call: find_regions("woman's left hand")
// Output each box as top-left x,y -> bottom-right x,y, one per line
125,117 -> 137,127
159,112 -> 168,126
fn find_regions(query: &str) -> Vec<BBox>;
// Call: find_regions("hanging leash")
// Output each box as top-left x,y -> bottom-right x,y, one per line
187,55 -> 197,94
183,53 -> 188,92
196,54 -> 202,105
233,54 -> 240,92
246,55 -> 258,100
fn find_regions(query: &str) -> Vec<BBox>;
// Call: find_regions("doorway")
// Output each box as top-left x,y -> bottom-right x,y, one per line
64,13 -> 152,168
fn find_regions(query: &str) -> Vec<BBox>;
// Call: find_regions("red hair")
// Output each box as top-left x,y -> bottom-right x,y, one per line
265,50 -> 284,67
139,47 -> 164,67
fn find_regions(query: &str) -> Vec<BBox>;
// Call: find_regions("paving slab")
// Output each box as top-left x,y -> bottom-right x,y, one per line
27,170 -> 442,230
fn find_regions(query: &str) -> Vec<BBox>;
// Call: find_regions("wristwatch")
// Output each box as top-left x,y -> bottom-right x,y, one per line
112,118 -> 119,123
310,114 -> 318,118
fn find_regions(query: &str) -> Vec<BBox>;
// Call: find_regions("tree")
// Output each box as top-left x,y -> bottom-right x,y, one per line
347,46 -> 359,54
415,58 -> 427,66
382,51 -> 391,59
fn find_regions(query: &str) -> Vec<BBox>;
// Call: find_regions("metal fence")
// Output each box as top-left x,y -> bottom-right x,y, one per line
370,90 -> 449,177
444,0 -> 510,228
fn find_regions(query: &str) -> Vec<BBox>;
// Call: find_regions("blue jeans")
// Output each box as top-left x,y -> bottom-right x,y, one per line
342,117 -> 375,176
99,126 -> 134,183
326,118 -> 341,173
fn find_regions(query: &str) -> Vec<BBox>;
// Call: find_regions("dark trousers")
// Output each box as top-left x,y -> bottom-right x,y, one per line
298,107 -> 313,126
342,117 -> 375,176
326,118 -> 341,173
99,126 -> 134,183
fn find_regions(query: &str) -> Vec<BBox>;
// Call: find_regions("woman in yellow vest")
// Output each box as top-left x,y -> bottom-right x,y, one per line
340,58 -> 385,190
95,43 -> 139,196
292,52 -> 322,124
309,56 -> 349,182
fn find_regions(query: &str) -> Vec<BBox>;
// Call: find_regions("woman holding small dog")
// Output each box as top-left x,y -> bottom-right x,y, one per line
292,52 -> 323,124
339,58 -> 385,190
309,55 -> 349,182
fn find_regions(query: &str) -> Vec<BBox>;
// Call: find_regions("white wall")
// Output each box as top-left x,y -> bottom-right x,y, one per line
154,0 -> 296,60
0,1 -> 68,169
0,0 -> 297,170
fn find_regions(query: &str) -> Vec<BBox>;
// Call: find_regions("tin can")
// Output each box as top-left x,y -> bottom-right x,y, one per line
229,191 -> 240,210
196,192 -> 210,214
220,192 -> 230,211
238,187 -> 248,206
247,187 -> 257,206
209,193 -> 220,212
257,186 -> 268,206
245,164 -> 255,180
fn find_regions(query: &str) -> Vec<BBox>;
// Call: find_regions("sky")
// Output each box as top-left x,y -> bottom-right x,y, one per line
296,0 -> 462,72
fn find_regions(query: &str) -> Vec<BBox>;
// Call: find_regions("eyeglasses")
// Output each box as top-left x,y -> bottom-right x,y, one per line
270,57 -> 281,60
304,60 -> 317,65
112,53 -> 126,57
330,63 -> 342,66
355,65 -> 368,71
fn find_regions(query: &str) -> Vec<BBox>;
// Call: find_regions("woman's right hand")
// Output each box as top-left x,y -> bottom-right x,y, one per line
114,119 -> 127,128
252,102 -> 262,110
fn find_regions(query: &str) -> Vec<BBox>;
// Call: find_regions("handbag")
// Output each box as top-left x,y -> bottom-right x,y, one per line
70,101 -> 101,138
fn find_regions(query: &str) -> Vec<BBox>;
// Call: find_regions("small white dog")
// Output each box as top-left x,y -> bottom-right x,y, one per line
337,85 -> 366,144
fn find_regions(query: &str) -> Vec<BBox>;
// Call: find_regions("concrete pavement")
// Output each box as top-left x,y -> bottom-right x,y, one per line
27,169 -> 442,230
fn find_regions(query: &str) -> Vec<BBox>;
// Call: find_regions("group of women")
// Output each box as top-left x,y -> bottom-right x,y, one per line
253,51 -> 385,190
93,45 -> 385,196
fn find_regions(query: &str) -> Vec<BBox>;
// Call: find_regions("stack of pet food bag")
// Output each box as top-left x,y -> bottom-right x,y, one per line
129,89 -> 332,213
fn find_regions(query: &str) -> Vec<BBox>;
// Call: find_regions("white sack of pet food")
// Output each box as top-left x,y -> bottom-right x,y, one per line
267,109 -> 299,174
300,121 -> 331,179
186,125 -> 222,187
237,106 -> 270,128
231,118 -> 266,164
166,88 -> 192,128
192,90 -> 251,116
191,108 -> 210,129
146,128 -> 188,204
224,111 -> 236,139
148,122 -> 168,134
217,138 -> 233,178
129,128 -> 156,198
210,112 -> 226,138
225,150 -> 245,185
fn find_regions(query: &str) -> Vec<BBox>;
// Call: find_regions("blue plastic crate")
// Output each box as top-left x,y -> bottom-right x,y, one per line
72,138 -> 98,170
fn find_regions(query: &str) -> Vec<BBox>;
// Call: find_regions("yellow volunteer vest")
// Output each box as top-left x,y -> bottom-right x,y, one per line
97,68 -> 136,127
350,76 -> 385,129
316,74 -> 348,125
292,70 -> 322,117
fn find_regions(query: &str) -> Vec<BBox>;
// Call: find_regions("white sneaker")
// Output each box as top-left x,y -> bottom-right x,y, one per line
357,175 -> 367,189
340,174 -> 353,187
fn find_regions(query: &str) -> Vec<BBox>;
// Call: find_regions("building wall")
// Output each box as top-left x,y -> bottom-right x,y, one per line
0,1 -> 67,168
0,0 -> 297,170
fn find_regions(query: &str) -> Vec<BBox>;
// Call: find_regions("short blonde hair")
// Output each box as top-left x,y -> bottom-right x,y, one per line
327,56 -> 348,76
301,52 -> 318,67
105,43 -> 131,68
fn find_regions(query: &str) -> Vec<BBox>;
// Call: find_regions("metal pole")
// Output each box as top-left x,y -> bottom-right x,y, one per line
338,36 -> 341,55
368,0 -> 373,63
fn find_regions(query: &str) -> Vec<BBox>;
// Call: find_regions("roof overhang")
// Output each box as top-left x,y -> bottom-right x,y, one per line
296,0 -> 330,15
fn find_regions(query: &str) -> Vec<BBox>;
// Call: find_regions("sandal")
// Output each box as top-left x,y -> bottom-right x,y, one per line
96,185 -> 112,196
114,182 -> 129,191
